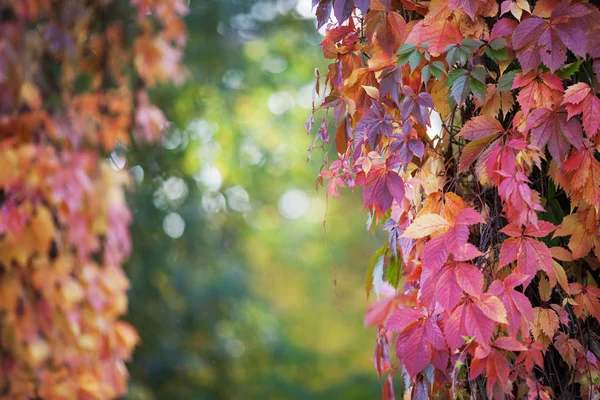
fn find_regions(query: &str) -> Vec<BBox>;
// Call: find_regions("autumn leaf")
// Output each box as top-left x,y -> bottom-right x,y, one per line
500,0 -> 531,21
400,85 -> 433,126
474,83 -> 515,119
515,339 -> 546,374
406,207 -> 484,277
469,348 -> 512,397
524,107 -> 583,165
489,273 -> 533,338
531,307 -> 559,341
569,283 -> 600,322
458,134 -> 498,173
333,0 -> 355,24
315,0 -> 333,30
458,115 -> 504,141
310,1 -> 600,397
494,336 -> 527,352
366,10 -> 407,55
401,214 -> 450,238
405,18 -> 462,58
561,83 -> 600,137
389,130 -> 425,166
423,261 -> 484,312
554,332 -> 584,367
444,293 -> 506,350
512,2 -> 593,72
354,100 -> 394,147
555,147 -> 600,208
385,308 -> 447,377
511,71 -> 563,116
553,207 -> 597,259
448,0 -> 485,21
361,160 -> 406,215
499,222 -> 556,287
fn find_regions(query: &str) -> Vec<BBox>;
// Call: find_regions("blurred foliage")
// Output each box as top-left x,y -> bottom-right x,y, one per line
124,1 -> 381,398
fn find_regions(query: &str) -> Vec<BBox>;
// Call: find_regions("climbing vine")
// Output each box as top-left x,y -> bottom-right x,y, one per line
308,0 -> 600,398
0,1 -> 186,397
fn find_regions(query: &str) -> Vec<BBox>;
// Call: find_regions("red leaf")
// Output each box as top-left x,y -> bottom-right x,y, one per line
512,3 -> 592,72
561,83 -> 600,137
494,336 -> 527,351
458,115 -> 504,141
522,221 -> 556,237
474,293 -> 508,324
385,307 -> 425,332
512,71 -> 563,116
498,224 -> 556,286
435,267 -> 464,312
465,298 -> 499,345
525,107 -> 583,165
570,283 -> 600,322
488,273 -> 533,338
362,166 -> 405,215
405,18 -> 462,57
490,18 -> 518,41
554,332 -> 584,367
422,233 -> 450,275
444,302 -> 468,350
455,262 -> 484,297
448,0 -> 483,20
386,309 -> 446,378
517,238 -> 555,284
403,324 -> 432,377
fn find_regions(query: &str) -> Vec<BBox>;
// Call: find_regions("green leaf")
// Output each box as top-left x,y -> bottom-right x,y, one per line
365,245 -> 387,299
422,65 -> 431,86
446,47 -> 458,66
469,76 -> 487,103
444,69 -> 467,87
457,49 -> 468,66
397,44 -> 417,66
429,65 -> 443,81
556,60 -> 583,79
485,46 -> 510,62
497,70 -> 517,92
443,43 -> 458,53
451,74 -> 470,105
397,43 -> 416,55
471,66 -> 488,83
461,38 -> 484,52
489,38 -> 507,50
397,53 -> 411,66
408,50 -> 422,72
432,61 -> 445,72
587,271 -> 598,287
386,255 -> 402,289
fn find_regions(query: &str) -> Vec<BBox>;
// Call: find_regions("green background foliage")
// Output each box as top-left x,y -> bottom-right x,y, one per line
123,1 -> 381,398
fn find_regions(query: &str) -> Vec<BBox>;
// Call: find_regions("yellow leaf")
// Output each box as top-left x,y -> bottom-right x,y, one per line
431,80 -> 451,121
532,307 -> 559,341
19,81 -> 42,110
27,338 -> 50,366
550,247 -> 572,261
401,214 -> 450,238
552,260 -> 570,294
361,85 -> 380,99
538,275 -> 551,302
31,206 -> 55,254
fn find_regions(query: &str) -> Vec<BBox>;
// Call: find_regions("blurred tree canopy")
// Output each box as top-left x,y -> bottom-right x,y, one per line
124,1 -> 381,399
